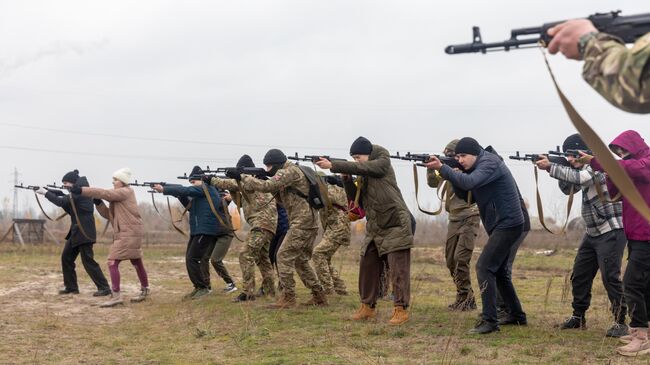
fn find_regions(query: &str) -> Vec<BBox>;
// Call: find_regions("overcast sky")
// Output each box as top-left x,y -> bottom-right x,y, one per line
1,1 -> 647,222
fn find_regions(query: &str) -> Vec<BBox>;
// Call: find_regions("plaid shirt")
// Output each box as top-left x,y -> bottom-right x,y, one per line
549,164 -> 623,237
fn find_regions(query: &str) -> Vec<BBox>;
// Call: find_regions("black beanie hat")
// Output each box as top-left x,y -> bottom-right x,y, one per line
236,154 -> 255,169
188,165 -> 205,180
263,149 -> 287,166
562,133 -> 588,152
62,169 -> 80,184
455,137 -> 482,156
349,136 -> 373,156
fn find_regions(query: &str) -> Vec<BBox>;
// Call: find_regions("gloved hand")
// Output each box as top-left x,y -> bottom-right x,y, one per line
93,199 -> 103,206
69,186 -> 82,194
202,175 -> 212,184
36,187 -> 47,195
225,169 -> 241,181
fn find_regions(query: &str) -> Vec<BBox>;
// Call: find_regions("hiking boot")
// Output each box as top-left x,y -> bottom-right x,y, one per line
183,288 -> 200,301
130,287 -> 150,303
388,306 -> 409,326
301,291 -> 329,307
233,293 -> 256,302
334,288 -> 349,296
618,328 -> 650,357
267,293 -> 296,309
607,323 -> 629,338
351,303 -> 376,321
558,315 -> 586,330
93,288 -> 112,297
468,319 -> 499,334
58,288 -> 79,295
223,283 -> 238,294
448,296 -> 477,311
498,314 -> 527,326
99,292 -> 124,308
191,288 -> 211,300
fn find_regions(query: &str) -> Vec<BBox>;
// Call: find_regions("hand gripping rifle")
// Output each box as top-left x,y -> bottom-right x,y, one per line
445,11 -> 650,54
14,183 -> 68,221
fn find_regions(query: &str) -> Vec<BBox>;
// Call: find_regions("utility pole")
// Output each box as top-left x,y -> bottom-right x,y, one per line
13,167 -> 19,219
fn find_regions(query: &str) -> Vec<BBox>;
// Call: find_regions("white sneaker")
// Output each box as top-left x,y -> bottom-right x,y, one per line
223,283 -> 238,294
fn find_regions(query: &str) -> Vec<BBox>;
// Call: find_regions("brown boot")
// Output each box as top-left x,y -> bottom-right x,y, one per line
267,293 -> 296,309
617,328 -> 650,357
388,306 -> 409,326
301,290 -> 329,307
351,303 -> 376,321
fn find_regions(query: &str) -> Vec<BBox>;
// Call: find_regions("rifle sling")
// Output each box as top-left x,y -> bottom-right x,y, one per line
534,166 -> 575,235
165,197 -> 188,236
541,50 -> 650,224
34,191 -> 67,221
68,194 -> 94,241
201,184 -> 242,242
413,164 -> 445,216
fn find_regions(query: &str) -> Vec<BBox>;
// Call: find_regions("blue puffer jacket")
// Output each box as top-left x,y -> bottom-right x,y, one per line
163,184 -> 231,236
440,150 -> 524,235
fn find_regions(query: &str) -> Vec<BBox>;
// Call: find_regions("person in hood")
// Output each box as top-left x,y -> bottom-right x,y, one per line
37,170 -> 111,297
587,130 -> 650,356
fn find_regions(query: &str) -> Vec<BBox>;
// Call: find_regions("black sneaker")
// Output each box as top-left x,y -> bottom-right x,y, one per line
233,293 -> 256,302
606,323 -> 629,338
468,319 -> 500,334
58,288 -> 80,295
558,315 -> 586,330
498,314 -> 527,326
93,289 -> 112,297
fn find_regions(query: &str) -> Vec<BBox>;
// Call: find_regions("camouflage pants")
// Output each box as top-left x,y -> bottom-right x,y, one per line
312,237 -> 347,294
446,216 -> 480,301
240,229 -> 275,296
276,227 -> 322,298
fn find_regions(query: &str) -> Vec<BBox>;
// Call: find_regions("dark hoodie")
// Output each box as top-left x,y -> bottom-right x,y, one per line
44,176 -> 97,246
591,130 -> 650,241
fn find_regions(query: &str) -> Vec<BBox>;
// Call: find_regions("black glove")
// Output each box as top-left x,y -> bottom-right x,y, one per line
202,175 -> 212,184
93,199 -> 103,206
69,186 -> 82,194
225,169 -> 241,181
45,187 -> 66,197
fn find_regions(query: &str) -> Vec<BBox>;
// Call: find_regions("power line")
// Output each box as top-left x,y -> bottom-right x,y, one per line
0,145 -> 238,163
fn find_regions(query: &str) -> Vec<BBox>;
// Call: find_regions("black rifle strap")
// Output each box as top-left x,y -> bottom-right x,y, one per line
541,50 -> 650,223
68,194 -> 93,241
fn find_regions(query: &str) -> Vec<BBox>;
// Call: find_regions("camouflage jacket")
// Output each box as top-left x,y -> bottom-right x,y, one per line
427,168 -> 479,222
582,32 -> 650,114
210,177 -> 277,234
322,184 -> 351,246
242,162 -> 318,230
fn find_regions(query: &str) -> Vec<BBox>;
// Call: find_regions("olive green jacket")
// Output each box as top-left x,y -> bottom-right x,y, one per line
330,145 -> 413,256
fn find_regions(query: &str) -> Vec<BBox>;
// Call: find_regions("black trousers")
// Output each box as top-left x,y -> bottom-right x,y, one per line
571,229 -> 627,322
496,230 -> 529,312
624,240 -> 650,328
186,234 -> 217,289
61,240 -> 110,292
476,225 -> 526,324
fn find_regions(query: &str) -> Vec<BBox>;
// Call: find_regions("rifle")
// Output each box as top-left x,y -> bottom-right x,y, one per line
205,167 -> 269,180
177,172 -> 227,180
509,152 -> 570,167
547,146 -> 593,159
14,183 -> 40,191
288,153 -> 346,163
131,180 -> 181,194
445,11 -> 650,54
390,151 -> 462,170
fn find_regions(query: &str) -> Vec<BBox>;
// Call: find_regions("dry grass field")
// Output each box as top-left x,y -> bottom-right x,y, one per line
0,238 -> 637,364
